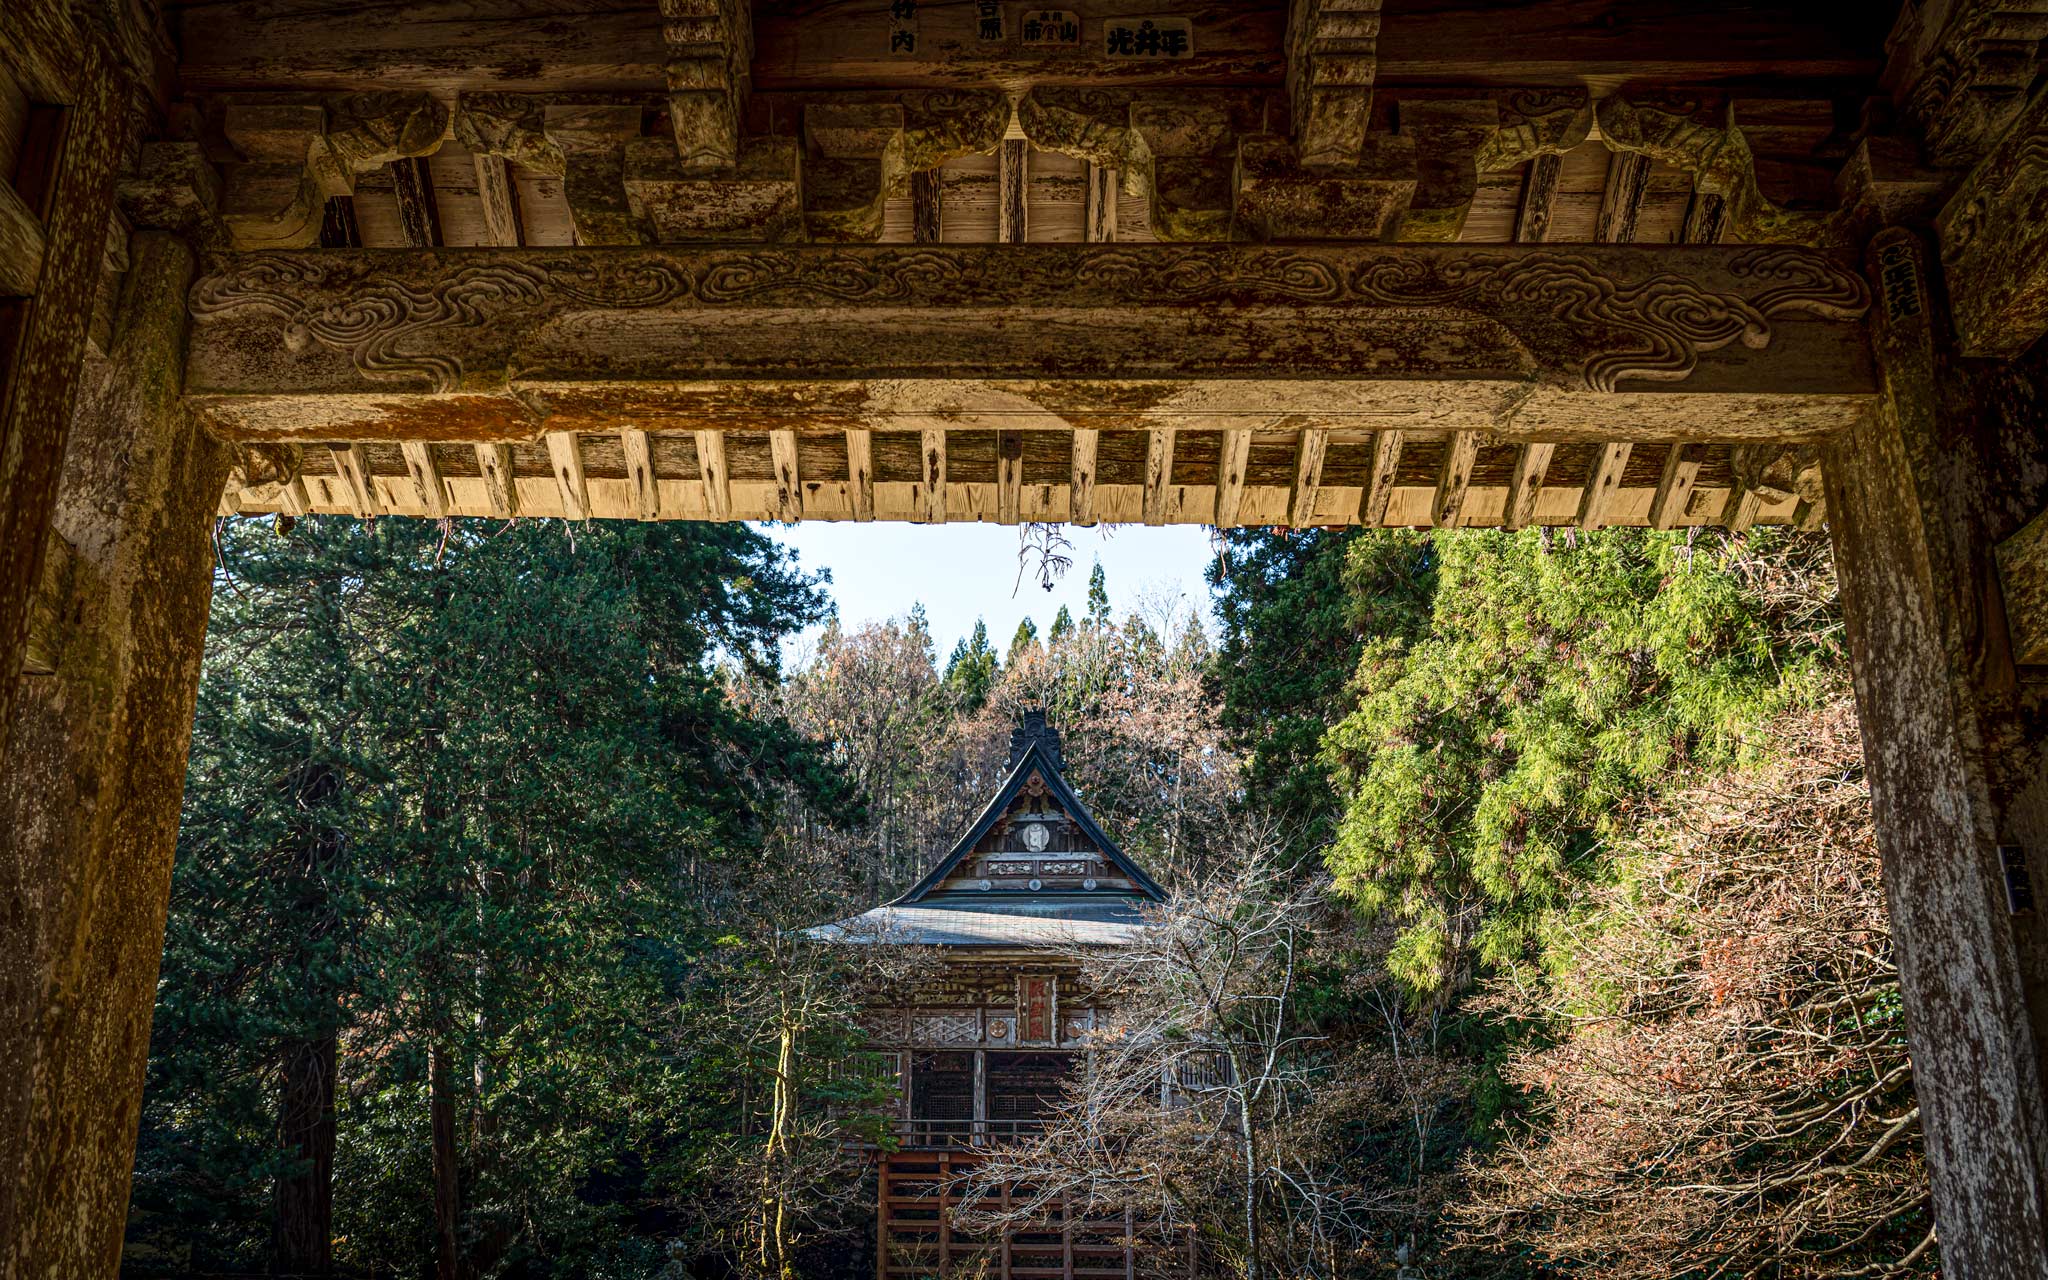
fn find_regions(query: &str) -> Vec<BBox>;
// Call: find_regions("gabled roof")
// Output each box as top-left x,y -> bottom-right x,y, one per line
891,727 -> 1166,906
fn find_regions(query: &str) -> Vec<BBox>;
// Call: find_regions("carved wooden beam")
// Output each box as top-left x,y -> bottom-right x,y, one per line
400,440 -> 448,516
476,442 -> 518,517
187,244 -> 1876,446
1884,0 -> 2048,170
1595,95 -> 1835,246
216,93 -> 447,249
328,443 -> 381,516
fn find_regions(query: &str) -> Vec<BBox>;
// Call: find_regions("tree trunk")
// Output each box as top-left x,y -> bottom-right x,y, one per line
272,760 -> 343,1276
431,1043 -> 464,1280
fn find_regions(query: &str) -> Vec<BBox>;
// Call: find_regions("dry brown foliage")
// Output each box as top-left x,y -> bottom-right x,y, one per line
1455,695 -> 1934,1278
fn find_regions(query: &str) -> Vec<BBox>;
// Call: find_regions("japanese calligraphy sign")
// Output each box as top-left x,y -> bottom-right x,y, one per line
1019,974 -> 1056,1043
888,0 -> 919,55
1102,16 -> 1192,58
974,0 -> 1005,40
1019,8 -> 1082,46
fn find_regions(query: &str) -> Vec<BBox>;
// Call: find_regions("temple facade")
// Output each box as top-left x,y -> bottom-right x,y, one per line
812,712 -> 1180,1279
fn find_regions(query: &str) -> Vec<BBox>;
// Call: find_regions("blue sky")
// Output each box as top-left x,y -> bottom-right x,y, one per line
767,522 -> 1221,660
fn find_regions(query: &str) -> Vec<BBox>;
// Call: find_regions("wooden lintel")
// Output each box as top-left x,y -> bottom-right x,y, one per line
920,427 -> 947,524
1361,430 -> 1403,527
546,430 -> 588,520
328,443 -> 382,516
1070,429 -> 1098,525
1503,441 -> 1554,531
997,430 -> 1023,525
769,428 -> 801,522
1648,443 -> 1700,530
694,430 -> 730,520
1143,428 -> 1175,526
846,428 -> 874,521
1577,441 -> 1632,529
1433,430 -> 1480,527
622,427 -> 660,520
1215,429 -> 1252,527
400,440 -> 448,516
186,245 -> 1875,447
1289,428 -> 1329,528
475,442 -> 518,517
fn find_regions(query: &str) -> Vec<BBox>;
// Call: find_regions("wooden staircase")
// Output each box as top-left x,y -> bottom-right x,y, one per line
877,1151 -> 1195,1280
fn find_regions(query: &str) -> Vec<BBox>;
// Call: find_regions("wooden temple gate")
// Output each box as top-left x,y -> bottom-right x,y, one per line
5,1 -> 2048,1276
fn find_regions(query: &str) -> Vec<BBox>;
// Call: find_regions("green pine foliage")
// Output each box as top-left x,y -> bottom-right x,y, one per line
1319,527 -> 1842,999
129,516 -> 861,1277
942,618 -> 1001,712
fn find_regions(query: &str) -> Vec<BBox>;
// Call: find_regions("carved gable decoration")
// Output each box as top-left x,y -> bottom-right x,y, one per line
892,711 -> 1166,906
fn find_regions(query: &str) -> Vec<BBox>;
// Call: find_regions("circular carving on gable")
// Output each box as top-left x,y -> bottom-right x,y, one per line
1022,822 -> 1051,852
1028,878 -> 1043,891
978,878 -> 993,890
988,1019 -> 1011,1040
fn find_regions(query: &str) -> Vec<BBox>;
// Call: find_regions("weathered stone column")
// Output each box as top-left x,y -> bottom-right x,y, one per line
0,232 -> 230,1279
1824,225 -> 2048,1280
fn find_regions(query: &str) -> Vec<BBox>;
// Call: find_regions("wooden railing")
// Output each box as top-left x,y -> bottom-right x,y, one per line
878,1150 -> 1196,1280
893,1117 -> 1046,1149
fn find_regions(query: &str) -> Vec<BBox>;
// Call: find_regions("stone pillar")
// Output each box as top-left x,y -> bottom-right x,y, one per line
1824,225 -> 2048,1280
0,232 -> 231,1279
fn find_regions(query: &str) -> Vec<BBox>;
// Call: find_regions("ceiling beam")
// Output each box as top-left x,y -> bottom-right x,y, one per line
473,153 -> 525,247
1514,153 -> 1562,244
997,430 -> 1023,524
328,443 -> 382,516
172,2 -> 1884,98
1143,428 -> 1175,526
769,428 -> 801,522
187,244 -> 1877,446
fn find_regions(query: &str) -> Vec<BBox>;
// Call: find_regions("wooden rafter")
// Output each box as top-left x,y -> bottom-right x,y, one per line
622,427 -> 660,520
1433,430 -> 1480,527
1576,441 -> 1632,528
1289,428 -> 1328,528
999,139 -> 1028,245
769,428 -> 801,522
1514,153 -> 1562,244
1143,428 -> 1175,526
1648,443 -> 1699,530
920,426 -> 947,523
997,430 -> 1023,525
1360,430 -> 1403,527
1722,479 -> 1762,532
1070,429 -> 1098,525
1596,151 -> 1651,245
846,428 -> 874,521
328,443 -> 382,516
911,168 -> 942,245
1085,165 -> 1117,243
694,430 -> 730,520
1215,429 -> 1252,527
1503,442 -> 1555,531
546,430 -> 589,519
473,154 -> 524,247
475,442 -> 518,517
391,156 -> 441,248
400,441 -> 448,516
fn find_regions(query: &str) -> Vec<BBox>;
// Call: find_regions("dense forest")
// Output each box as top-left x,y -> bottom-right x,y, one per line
125,514 -> 1931,1279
